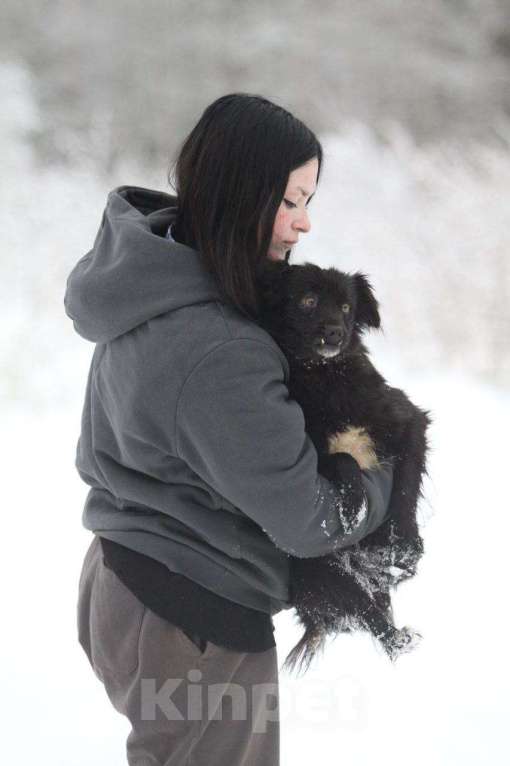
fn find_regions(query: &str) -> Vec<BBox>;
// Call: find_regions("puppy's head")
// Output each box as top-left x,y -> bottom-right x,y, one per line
255,260 -> 381,363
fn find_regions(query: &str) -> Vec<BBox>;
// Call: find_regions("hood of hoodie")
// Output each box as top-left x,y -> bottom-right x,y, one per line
64,185 -> 223,343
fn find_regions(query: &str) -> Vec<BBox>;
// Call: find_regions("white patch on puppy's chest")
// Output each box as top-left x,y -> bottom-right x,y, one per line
327,426 -> 380,470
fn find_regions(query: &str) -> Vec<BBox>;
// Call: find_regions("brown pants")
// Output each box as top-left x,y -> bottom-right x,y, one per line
77,535 -> 280,765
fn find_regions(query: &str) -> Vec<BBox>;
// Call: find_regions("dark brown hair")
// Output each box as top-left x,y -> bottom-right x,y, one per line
167,93 -> 323,321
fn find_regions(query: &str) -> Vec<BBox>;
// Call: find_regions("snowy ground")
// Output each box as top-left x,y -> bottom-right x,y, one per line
2,362 -> 508,765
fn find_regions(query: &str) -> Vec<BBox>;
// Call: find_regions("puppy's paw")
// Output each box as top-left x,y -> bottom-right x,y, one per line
327,426 -> 379,470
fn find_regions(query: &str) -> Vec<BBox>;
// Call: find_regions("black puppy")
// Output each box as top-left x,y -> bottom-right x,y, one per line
255,260 -> 431,675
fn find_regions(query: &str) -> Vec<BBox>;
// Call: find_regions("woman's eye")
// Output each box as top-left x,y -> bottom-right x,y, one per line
301,296 -> 317,309
342,303 -> 350,313
284,199 -> 297,209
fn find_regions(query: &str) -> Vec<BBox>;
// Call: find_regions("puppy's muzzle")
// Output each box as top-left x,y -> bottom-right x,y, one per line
314,324 -> 344,357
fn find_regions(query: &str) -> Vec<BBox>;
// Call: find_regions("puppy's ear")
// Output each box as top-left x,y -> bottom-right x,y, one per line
352,272 -> 381,329
255,260 -> 291,310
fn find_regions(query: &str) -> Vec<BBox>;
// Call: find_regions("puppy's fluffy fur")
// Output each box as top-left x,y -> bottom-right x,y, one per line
255,260 -> 431,675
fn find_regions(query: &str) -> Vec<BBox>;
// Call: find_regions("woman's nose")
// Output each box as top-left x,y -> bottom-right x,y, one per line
294,208 -> 311,234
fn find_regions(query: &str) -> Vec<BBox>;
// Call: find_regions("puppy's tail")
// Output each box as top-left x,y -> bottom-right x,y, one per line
280,629 -> 326,677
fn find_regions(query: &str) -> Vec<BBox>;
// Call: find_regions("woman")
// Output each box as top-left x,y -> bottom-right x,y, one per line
66,93 -> 394,766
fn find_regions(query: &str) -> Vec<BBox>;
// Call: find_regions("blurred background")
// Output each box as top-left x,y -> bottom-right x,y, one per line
1,1 -> 509,764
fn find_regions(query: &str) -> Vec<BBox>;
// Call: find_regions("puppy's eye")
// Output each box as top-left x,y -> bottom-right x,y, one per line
341,303 -> 350,314
301,295 -> 317,309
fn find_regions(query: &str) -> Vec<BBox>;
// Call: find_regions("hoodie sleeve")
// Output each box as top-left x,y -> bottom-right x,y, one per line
175,339 -> 393,559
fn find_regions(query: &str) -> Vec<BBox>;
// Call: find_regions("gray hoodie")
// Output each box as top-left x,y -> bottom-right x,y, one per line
64,185 -> 393,615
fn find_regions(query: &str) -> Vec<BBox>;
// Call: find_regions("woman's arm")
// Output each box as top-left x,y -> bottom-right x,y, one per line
175,338 -> 393,559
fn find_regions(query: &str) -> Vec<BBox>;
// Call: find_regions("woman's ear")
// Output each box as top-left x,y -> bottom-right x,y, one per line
352,272 -> 381,329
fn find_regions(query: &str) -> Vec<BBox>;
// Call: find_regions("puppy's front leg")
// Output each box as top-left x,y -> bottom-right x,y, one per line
328,426 -> 380,470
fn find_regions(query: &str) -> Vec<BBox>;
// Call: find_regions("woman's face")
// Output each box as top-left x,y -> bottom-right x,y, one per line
267,157 -> 319,262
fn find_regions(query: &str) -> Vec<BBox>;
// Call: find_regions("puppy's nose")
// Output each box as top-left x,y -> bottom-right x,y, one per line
323,324 -> 344,346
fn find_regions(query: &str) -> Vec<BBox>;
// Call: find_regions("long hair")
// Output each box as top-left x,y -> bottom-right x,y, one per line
167,92 -> 323,321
